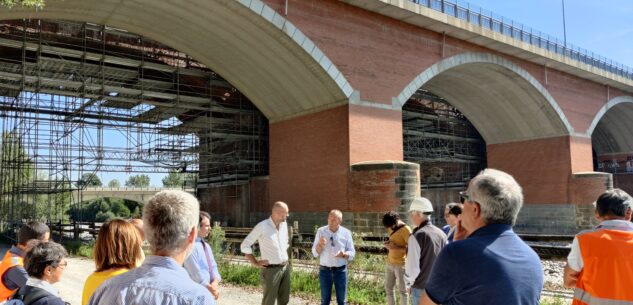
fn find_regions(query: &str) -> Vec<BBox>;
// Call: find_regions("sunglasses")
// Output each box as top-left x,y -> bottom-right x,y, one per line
459,191 -> 469,204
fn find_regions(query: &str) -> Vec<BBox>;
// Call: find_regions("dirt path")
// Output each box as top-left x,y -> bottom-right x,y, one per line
58,256 -> 316,305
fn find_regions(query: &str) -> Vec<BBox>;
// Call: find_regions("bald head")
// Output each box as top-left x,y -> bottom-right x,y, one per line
271,201 -> 289,225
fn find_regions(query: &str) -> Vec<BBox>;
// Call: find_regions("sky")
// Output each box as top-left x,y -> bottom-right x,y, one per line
458,0 -> 633,67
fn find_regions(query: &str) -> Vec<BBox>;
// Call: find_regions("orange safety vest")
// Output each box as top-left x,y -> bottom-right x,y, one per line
0,249 -> 24,301
572,228 -> 633,305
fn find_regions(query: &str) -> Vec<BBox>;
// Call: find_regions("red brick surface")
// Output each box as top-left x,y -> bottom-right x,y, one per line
348,169 -> 400,212
487,136 -> 574,204
349,105 -> 403,164
269,105 -> 351,212
262,0 -> 630,134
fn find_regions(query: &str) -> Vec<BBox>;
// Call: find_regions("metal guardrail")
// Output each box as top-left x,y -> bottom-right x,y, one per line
409,0 -> 633,80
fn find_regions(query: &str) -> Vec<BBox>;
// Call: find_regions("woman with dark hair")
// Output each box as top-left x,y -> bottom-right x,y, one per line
9,241 -> 69,305
382,211 -> 412,305
82,219 -> 144,305
442,203 -> 463,243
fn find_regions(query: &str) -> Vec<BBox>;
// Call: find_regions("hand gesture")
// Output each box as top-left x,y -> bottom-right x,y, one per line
319,236 -> 327,247
255,259 -> 269,268
453,220 -> 470,241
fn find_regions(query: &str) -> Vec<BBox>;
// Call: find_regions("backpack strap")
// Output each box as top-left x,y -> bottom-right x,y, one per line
12,286 -> 52,305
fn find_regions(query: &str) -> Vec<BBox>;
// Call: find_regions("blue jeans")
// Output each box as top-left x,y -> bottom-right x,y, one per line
319,265 -> 347,305
411,288 -> 423,305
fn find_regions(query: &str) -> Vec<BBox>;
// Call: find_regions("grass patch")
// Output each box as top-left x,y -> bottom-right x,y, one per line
62,240 -> 94,258
541,297 -> 569,305
219,261 -> 385,305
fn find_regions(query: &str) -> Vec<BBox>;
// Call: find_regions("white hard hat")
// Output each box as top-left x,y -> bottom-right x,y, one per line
408,197 -> 434,213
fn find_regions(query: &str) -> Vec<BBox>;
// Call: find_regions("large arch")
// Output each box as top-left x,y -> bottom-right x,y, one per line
393,53 -> 574,144
0,0 -> 353,121
587,96 -> 633,155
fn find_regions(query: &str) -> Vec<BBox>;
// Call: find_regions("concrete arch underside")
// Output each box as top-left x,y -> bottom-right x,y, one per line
394,53 -> 574,144
589,96 -> 633,155
0,0 -> 353,121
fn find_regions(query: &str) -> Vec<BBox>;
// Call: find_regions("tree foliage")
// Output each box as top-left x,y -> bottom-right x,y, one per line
77,173 -> 102,188
0,0 -> 45,9
107,179 -> 120,188
125,174 -> 150,188
68,197 -> 142,222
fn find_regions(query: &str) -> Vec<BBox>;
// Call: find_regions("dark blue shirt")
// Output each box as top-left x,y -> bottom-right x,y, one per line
425,224 -> 543,305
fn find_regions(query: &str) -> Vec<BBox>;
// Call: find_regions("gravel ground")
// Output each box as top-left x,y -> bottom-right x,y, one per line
58,256 -> 316,305
1,245 -> 570,305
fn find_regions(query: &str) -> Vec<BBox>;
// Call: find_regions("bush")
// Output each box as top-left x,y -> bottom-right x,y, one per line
208,225 -> 226,261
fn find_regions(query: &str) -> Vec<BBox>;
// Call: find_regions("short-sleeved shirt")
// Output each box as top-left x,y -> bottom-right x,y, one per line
387,224 -> 411,265
82,268 -> 129,305
425,224 -> 543,305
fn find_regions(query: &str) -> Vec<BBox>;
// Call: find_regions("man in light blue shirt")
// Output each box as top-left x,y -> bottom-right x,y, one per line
312,210 -> 355,305
88,190 -> 215,305
184,211 -> 221,300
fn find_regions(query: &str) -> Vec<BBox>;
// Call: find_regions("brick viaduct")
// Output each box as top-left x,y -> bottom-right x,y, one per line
3,0 -> 633,233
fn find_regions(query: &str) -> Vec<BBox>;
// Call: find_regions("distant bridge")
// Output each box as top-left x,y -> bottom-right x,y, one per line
75,187 -> 196,204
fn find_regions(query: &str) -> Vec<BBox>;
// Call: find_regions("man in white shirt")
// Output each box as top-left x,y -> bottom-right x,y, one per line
312,210 -> 355,305
240,201 -> 290,305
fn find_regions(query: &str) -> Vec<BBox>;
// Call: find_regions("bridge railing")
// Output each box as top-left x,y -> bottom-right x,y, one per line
409,0 -> 633,80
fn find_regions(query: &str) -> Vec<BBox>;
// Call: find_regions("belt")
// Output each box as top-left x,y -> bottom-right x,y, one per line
320,265 -> 346,270
266,262 -> 288,268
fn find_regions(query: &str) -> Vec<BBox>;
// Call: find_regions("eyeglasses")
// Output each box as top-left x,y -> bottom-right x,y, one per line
459,191 -> 473,204
54,261 -> 68,269
329,235 -> 335,247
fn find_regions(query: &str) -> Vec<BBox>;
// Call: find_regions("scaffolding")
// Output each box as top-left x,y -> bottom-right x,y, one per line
403,89 -> 486,189
0,19 -> 268,223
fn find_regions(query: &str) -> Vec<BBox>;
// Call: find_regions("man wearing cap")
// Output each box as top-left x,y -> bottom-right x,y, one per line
404,197 -> 446,305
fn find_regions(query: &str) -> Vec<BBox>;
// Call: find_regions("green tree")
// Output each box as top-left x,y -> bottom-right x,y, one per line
125,174 -> 150,188
77,173 -> 102,188
0,0 -> 44,8
107,179 -> 120,188
162,172 -> 183,188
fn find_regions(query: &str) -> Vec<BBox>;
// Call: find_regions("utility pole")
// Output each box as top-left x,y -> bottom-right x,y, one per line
562,0 -> 567,47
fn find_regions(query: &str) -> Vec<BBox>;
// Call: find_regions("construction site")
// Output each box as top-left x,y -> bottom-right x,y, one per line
0,18 -> 493,229
0,19 -> 268,226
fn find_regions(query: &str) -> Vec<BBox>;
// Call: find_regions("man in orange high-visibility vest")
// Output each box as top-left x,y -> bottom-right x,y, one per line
563,188 -> 633,305
0,221 -> 50,301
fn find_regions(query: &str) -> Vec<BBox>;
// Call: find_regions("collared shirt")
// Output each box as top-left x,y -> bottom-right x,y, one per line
311,226 -> 355,267
425,224 -> 543,305
26,277 -> 60,297
240,218 -> 289,265
87,255 -> 215,305
184,237 -> 221,285
567,219 -> 633,272
1,246 -> 27,290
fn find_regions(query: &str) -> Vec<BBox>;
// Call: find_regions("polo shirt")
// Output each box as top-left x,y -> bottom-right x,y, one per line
425,224 -> 543,305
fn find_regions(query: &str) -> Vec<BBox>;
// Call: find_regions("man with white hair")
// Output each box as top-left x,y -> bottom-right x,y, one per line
88,190 -> 215,305
241,201 -> 291,305
404,197 -> 446,305
312,210 -> 355,305
419,169 -> 543,305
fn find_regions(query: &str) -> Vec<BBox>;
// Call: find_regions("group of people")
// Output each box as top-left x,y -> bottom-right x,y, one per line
239,168 -> 633,305
0,167 -> 631,305
0,190 -> 222,305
